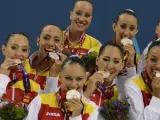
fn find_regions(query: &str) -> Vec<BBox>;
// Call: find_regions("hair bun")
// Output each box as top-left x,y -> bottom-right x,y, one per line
125,9 -> 134,13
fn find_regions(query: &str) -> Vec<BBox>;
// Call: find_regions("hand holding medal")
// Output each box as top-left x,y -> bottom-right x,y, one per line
155,72 -> 160,78
66,89 -> 81,100
121,37 -> 135,67
49,51 -> 67,77
151,71 -> 160,98
96,71 -> 115,99
121,37 -> 133,46
6,59 -> 31,93
0,58 -> 22,75
49,52 -> 60,60
97,71 -> 110,79
83,70 -> 110,99
66,89 -> 83,117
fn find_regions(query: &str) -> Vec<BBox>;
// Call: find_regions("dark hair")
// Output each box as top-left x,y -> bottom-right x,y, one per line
72,0 -> 93,11
98,42 -> 124,59
61,55 -> 86,71
156,19 -> 160,26
153,19 -> 160,41
148,41 -> 160,54
114,9 -> 139,29
4,32 -> 30,46
40,24 -> 62,36
39,24 -> 63,42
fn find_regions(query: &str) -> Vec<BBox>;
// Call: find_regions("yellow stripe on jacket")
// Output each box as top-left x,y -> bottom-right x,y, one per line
63,33 -> 101,56
2,79 -> 40,104
23,59 -> 49,89
131,75 -> 151,94
131,75 -> 152,106
38,92 -> 95,120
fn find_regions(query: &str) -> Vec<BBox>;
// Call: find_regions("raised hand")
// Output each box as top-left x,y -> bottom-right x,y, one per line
49,53 -> 67,77
0,58 -> 19,75
123,44 -> 135,67
152,77 -> 160,98
83,71 -> 105,99
67,98 -> 83,117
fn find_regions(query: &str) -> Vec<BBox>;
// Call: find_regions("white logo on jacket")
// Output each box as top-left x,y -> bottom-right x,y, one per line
46,112 -> 60,117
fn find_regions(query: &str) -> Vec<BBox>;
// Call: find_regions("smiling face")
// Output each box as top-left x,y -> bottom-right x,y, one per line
2,34 -> 30,61
70,1 -> 93,32
37,25 -> 63,56
146,46 -> 160,80
96,45 -> 124,83
113,14 -> 138,43
60,63 -> 86,93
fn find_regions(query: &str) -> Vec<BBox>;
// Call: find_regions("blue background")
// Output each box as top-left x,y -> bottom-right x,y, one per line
0,0 -> 160,63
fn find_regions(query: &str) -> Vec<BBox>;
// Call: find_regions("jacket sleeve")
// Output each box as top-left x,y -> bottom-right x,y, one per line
86,107 -> 99,120
137,41 -> 152,73
0,74 -> 10,97
125,80 -> 160,120
116,66 -> 137,100
126,67 -> 137,78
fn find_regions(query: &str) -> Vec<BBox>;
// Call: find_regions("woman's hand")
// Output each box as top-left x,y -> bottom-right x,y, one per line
67,98 -> 83,117
152,77 -> 160,98
123,44 -> 135,67
83,71 -> 104,99
0,58 -> 19,75
49,53 -> 67,77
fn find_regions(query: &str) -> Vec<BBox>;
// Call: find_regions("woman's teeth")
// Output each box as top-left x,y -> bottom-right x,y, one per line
45,48 -> 54,52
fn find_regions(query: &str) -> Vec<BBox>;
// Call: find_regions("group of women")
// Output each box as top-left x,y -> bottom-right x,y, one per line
0,0 -> 160,120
